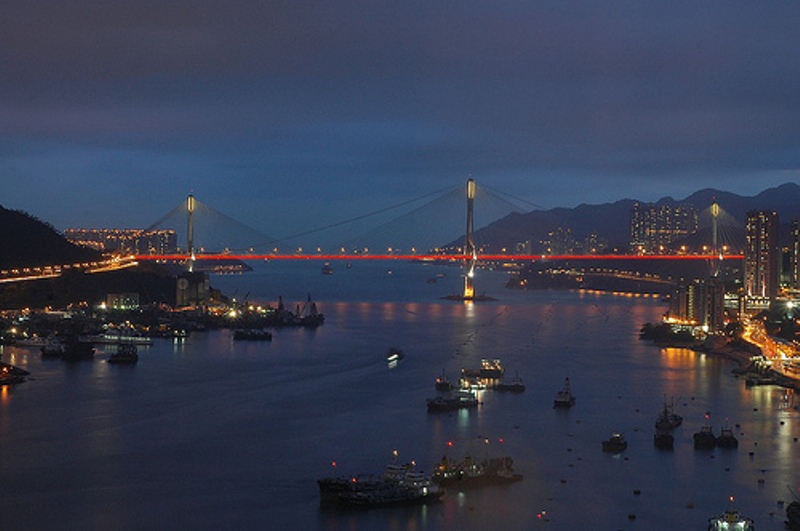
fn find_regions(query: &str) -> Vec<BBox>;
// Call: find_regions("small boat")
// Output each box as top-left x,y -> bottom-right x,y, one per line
426,390 -> 478,412
40,334 -> 65,357
321,262 -> 334,275
553,377 -> 576,408
654,399 -> 683,431
386,348 -> 404,363
602,433 -> 627,453
435,369 -> 454,392
716,427 -> 739,448
693,426 -> 717,449
233,329 -> 273,341
653,430 -> 674,450
107,343 -> 139,364
0,362 -> 28,385
707,497 -> 754,530
493,372 -> 525,392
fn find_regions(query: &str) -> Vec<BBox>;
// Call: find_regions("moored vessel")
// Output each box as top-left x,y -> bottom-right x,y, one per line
493,372 -> 525,392
693,426 -> 717,449
433,454 -> 522,488
602,433 -> 627,453
553,377 -> 576,408
427,390 -> 478,412
654,399 -> 683,431
715,426 -> 738,448
107,343 -> 139,364
435,369 -> 454,391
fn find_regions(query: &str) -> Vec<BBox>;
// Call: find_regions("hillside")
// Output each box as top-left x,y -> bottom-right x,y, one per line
0,206 -> 99,269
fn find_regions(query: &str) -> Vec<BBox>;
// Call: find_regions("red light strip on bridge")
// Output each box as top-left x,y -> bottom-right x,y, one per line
134,254 -> 743,262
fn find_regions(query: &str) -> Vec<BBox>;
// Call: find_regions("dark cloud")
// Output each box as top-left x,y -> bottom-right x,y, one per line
1,1 -> 799,236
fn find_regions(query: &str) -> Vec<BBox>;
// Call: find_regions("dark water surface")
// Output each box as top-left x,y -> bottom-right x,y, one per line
1,261 -> 798,530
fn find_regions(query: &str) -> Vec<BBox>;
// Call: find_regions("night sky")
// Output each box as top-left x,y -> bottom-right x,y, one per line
2,1 -> 799,239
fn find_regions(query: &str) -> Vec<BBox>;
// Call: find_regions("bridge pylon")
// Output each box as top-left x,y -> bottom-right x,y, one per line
463,179 -> 477,299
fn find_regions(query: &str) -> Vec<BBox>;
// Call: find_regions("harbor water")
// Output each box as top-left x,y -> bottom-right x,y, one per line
1,261 -> 798,530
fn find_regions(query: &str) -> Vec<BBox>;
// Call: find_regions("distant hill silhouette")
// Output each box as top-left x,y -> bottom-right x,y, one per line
0,206 -> 99,269
455,182 -> 800,254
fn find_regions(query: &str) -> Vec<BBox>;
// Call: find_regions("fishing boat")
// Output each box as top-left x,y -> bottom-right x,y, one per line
653,430 -> 674,450
716,427 -> 739,448
654,399 -> 683,431
435,369 -> 455,391
553,377 -> 576,408
601,433 -> 627,453
707,497 -> 754,530
693,426 -> 717,449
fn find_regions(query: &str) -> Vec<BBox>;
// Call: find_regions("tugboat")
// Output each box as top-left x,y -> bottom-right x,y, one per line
654,399 -> 683,431
715,426 -> 739,448
553,377 -> 576,408
107,343 -> 139,364
427,390 -> 478,412
693,426 -> 717,449
707,496 -> 754,530
601,433 -> 627,453
653,430 -> 674,450
435,369 -> 455,392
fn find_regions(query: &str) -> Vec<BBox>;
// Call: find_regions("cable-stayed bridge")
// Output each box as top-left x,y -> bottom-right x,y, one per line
2,181 -> 744,299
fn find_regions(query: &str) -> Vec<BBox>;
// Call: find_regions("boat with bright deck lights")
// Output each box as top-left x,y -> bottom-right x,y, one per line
707,497 -> 754,530
461,358 -> 504,379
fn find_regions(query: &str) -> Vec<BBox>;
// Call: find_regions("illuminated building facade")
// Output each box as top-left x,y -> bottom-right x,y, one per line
744,210 -> 779,301
106,292 -> 140,310
791,216 -> 800,289
669,277 -> 726,332
65,228 -> 177,255
630,202 -> 698,254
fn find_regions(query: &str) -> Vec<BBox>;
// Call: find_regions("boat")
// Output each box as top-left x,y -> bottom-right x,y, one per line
461,359 -> 504,379
654,399 -> 683,431
336,468 -> 443,507
233,329 -> 273,341
88,330 -> 153,345
107,343 -> 139,364
553,377 -> 576,408
716,427 -> 739,448
493,372 -> 525,392
0,362 -> 28,385
321,262 -> 334,275
707,497 -> 754,530
386,348 -> 404,363
40,334 -> 65,357
693,426 -> 717,449
653,430 -> 674,450
601,433 -> 627,453
435,369 -> 454,391
56,336 -> 95,361
426,390 -> 478,412
433,454 -> 523,488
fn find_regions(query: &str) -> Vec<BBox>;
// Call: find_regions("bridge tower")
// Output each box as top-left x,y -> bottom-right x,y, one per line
463,179 -> 477,299
187,194 -> 196,272
710,200 -> 720,278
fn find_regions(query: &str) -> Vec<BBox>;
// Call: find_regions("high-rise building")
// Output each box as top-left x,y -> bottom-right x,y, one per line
744,210 -> 779,301
669,277 -> 726,332
630,202 -> 698,254
791,216 -> 800,289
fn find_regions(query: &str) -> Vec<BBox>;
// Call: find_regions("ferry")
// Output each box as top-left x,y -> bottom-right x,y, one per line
707,497 -> 754,530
